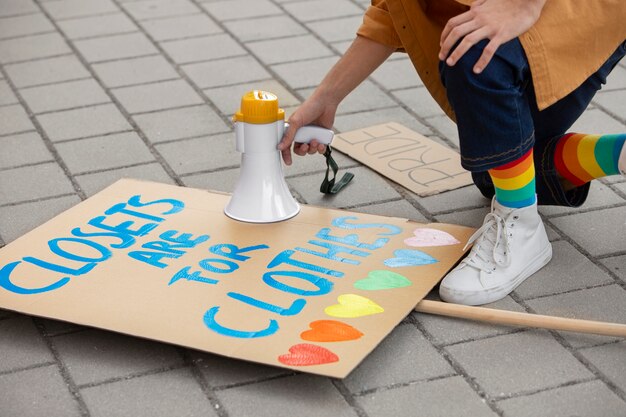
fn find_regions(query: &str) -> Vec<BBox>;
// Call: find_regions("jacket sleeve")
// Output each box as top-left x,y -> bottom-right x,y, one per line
356,0 -> 403,50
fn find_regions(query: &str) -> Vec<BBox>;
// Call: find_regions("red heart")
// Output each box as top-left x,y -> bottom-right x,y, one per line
300,320 -> 363,342
278,343 -> 339,366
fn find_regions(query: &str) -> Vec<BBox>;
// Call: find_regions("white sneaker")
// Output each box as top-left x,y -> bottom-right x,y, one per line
439,198 -> 552,305
619,142 -> 626,176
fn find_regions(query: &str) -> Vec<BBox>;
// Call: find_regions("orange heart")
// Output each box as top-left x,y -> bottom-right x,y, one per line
278,343 -> 339,366
300,320 -> 364,342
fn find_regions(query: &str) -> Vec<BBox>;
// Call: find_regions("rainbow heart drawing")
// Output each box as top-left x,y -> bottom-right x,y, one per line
383,249 -> 438,268
325,294 -> 384,318
300,320 -> 363,342
404,228 -> 461,247
278,343 -> 339,366
354,270 -> 412,290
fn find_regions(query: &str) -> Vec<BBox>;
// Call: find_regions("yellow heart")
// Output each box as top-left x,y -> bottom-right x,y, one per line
324,294 -> 384,318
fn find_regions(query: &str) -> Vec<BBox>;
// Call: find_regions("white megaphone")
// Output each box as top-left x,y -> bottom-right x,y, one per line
224,90 -> 334,223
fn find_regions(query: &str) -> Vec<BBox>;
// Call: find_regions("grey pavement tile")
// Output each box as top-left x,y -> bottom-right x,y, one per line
75,163 -> 175,197
0,79 -> 18,105
81,368 -> 217,417
415,296 -> 527,345
121,0 -> 201,21
344,324 -> 454,394
74,32 -> 158,63
525,285 -> 626,348
570,108 -> 626,135
549,206 -> 626,257
205,79 -> 300,116
435,206 -> 491,228
0,163 -> 75,205
333,106 -> 434,137
36,103 -> 132,142
140,13 -> 222,42
594,90 -> 626,118
298,81 -> 396,116
216,374 -> 357,417
181,168 -> 238,193
272,56 -> 338,89
54,329 -> 183,386
283,147 -> 356,177
289,166 -> 402,208
539,181 -> 624,216
56,12 -> 137,40
156,133 -> 239,175
111,79 -> 203,114
0,13 -> 54,40
92,55 -> 179,88
357,376 -> 497,417
4,55 -> 90,88
306,15 -> 364,43
352,199 -> 429,223
371,58 -> 423,91
55,132 -> 155,174
38,318 -> 85,337
513,240 -> 615,300
283,0 -> 363,22
133,105 -> 229,144
498,379 -> 626,417
223,15 -> 307,42
0,365 -> 82,417
445,330 -> 593,397
161,33 -> 245,64
0,32 -> 71,64
425,114 -> 460,148
417,183 -> 486,214
0,195 -> 80,242
600,255 -> 626,283
604,65 -> 626,91
247,35 -> 334,66
201,0 -> 282,21
0,131 -> 52,169
0,315 -> 54,372
189,350 -> 291,388
41,0 -> 119,20
393,86 -> 447,118
20,78 -> 110,114
579,341 -> 626,394
0,0 -> 38,17
183,56 -> 270,89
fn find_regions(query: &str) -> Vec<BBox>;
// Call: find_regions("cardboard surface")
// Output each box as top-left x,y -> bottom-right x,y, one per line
333,122 -> 473,196
0,179 -> 473,378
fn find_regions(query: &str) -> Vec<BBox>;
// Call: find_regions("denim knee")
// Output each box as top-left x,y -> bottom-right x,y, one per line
440,39 -> 535,172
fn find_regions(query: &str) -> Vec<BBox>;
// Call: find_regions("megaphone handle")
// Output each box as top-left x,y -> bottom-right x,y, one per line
285,124 -> 334,145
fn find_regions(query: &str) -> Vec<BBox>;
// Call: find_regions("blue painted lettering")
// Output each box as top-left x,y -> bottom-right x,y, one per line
263,270 -> 333,296
266,249 -> 344,278
296,240 -> 369,265
0,261 -> 70,295
332,216 -> 402,236
169,266 -> 218,285
209,243 -> 269,261
227,292 -> 306,316
203,306 -> 278,338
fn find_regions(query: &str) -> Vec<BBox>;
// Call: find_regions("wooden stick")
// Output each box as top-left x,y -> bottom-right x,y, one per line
414,299 -> 626,338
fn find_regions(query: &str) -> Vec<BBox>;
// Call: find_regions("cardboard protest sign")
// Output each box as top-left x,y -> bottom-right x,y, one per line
333,122 -> 473,196
0,179 -> 473,378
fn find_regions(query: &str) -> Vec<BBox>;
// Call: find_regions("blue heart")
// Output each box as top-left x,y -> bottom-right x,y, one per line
384,249 -> 438,268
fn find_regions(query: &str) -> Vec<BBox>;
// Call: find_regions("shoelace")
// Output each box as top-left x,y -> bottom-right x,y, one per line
461,211 -> 512,274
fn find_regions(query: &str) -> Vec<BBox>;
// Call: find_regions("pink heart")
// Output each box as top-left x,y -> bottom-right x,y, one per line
404,228 -> 460,247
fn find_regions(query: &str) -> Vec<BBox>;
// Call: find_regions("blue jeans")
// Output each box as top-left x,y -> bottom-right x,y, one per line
440,38 -> 626,206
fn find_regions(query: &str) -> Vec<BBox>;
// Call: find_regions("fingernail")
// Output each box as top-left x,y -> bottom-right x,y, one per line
474,66 -> 482,74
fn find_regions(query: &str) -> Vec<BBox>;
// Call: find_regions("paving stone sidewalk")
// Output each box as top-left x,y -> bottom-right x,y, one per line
1,0 -> 626,416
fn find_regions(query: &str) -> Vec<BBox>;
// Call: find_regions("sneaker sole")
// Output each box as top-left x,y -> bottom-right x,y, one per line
439,244 -> 553,306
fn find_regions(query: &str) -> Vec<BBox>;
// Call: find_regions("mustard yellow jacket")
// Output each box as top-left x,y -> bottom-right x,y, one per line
357,0 -> 626,118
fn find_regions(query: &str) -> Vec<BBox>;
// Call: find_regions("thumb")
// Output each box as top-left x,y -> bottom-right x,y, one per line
278,114 -> 303,166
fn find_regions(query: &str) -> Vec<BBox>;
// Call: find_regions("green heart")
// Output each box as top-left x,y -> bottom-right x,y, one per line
354,270 -> 412,291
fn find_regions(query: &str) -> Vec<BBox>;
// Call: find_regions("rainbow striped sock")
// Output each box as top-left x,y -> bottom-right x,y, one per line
488,149 -> 537,209
554,133 -> 626,186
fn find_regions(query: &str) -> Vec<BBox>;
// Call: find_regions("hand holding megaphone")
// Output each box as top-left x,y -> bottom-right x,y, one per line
277,99 -> 338,165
